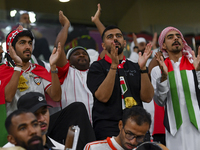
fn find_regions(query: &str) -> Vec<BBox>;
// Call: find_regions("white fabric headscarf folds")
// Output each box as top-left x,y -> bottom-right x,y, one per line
158,26 -> 193,63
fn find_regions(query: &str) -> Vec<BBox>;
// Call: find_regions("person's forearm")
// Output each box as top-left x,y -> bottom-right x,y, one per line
5,71 -> 21,103
55,24 -> 69,67
93,19 -> 105,36
95,65 -> 117,103
140,73 -> 154,103
48,65 -> 61,102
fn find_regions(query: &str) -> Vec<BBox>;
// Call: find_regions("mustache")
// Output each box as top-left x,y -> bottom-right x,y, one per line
23,49 -> 31,54
39,122 -> 47,127
114,40 -> 121,47
172,41 -> 181,46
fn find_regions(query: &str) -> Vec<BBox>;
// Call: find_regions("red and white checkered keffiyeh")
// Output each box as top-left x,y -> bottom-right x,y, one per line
158,26 -> 193,63
6,29 -> 24,54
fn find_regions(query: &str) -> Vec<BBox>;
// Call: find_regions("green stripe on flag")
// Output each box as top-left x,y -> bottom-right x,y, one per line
122,84 -> 127,93
0,104 -> 8,146
168,71 -> 183,130
180,70 -> 198,129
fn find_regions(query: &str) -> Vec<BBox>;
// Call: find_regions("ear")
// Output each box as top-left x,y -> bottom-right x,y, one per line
118,120 -> 123,131
7,134 -> 17,145
101,42 -> 106,50
162,42 -> 167,50
123,40 -> 127,48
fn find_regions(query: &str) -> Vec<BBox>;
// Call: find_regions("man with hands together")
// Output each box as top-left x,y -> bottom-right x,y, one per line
87,25 -> 154,140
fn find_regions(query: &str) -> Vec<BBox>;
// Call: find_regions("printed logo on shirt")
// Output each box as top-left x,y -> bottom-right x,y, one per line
34,76 -> 41,85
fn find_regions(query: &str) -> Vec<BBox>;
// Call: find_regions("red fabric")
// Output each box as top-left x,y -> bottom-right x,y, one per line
0,64 -> 51,105
106,137 -> 117,150
164,56 -> 194,72
57,62 -> 70,85
97,55 -> 101,61
152,100 -> 165,135
104,54 -> 126,69
6,29 -> 23,53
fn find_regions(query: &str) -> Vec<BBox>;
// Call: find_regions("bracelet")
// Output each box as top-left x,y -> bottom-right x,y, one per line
110,67 -> 117,70
14,66 -> 22,72
51,68 -> 58,73
133,46 -> 139,49
16,64 -> 23,68
140,68 -> 148,74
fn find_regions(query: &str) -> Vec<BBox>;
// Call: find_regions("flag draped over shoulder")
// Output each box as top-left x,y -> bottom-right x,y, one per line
164,56 -> 200,135
0,64 -> 51,146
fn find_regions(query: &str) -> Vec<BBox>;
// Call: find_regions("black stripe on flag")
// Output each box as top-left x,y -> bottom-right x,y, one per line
192,70 -> 200,109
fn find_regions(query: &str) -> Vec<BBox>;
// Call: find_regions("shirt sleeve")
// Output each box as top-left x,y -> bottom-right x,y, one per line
87,61 -> 106,97
151,66 -> 169,106
42,78 -> 51,92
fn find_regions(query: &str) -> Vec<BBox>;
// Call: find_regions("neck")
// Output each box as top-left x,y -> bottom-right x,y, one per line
22,62 -> 30,70
114,135 -> 122,147
42,134 -> 46,146
168,52 -> 182,63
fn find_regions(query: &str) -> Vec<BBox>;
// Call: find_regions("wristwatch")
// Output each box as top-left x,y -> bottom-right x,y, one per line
140,68 -> 148,74
51,68 -> 58,73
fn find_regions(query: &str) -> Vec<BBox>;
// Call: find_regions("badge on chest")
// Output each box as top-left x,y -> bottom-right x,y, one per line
34,76 -> 41,85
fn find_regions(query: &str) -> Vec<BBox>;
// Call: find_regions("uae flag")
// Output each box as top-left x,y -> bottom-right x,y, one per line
120,76 -> 127,95
164,56 -> 200,135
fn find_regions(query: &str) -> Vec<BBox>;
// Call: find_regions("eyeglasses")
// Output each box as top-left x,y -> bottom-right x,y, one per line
123,128 -> 145,143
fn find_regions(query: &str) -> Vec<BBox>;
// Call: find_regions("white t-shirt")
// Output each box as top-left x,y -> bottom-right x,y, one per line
6,63 -> 51,116
61,66 -> 93,123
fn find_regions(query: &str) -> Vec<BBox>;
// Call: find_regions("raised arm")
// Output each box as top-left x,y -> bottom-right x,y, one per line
91,3 -> 105,36
46,42 -> 62,102
55,10 -> 70,67
5,45 -> 23,102
138,43 -> 154,103
92,3 -> 106,59
94,42 -> 119,103
151,32 -> 158,50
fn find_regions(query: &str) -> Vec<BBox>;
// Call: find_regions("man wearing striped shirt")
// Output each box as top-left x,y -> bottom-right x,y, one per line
151,27 -> 200,150
84,106 -> 151,150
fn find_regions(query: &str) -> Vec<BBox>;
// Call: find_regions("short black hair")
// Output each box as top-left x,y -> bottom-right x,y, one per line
6,29 -> 34,50
5,109 -> 33,134
122,106 -> 151,127
101,25 -> 123,41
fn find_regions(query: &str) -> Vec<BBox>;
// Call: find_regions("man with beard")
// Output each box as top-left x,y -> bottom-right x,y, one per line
84,106 -> 151,150
129,36 -> 147,63
4,92 -> 64,149
5,109 -> 44,150
0,26 -> 61,116
151,26 -> 200,150
54,11 -> 94,122
87,25 -> 154,140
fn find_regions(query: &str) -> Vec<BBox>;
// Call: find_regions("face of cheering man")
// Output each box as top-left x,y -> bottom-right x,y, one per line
20,13 -> 31,24
14,36 -> 33,63
117,118 -> 149,150
138,42 -> 146,54
34,106 -> 50,136
162,30 -> 184,55
69,48 -> 90,70
102,28 -> 126,55
7,112 -> 43,150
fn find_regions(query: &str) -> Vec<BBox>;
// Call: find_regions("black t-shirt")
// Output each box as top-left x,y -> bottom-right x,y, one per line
87,58 -> 142,140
